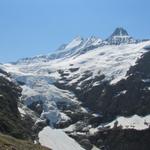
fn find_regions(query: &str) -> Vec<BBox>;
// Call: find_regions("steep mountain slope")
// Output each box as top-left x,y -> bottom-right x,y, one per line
0,133 -> 50,150
0,69 -> 50,149
0,70 -> 27,139
1,27 -> 150,150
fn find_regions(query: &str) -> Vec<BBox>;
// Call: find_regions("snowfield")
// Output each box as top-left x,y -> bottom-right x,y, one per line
39,127 -> 85,150
4,41 -> 150,86
99,115 -> 150,130
0,38 -> 150,126
2,41 -> 150,87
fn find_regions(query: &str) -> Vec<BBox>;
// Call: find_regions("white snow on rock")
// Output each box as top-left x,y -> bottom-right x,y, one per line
2,41 -> 150,89
1,69 -> 79,126
18,107 -> 26,116
60,112 -> 71,122
92,146 -> 100,150
115,90 -> 127,97
100,115 -> 150,130
63,124 -> 76,132
5,41 -> 149,87
0,94 -> 4,98
1,36 -> 150,128
39,126 -> 85,150
46,41 -> 149,85
89,128 -> 99,135
65,36 -> 83,50
40,110 -> 61,126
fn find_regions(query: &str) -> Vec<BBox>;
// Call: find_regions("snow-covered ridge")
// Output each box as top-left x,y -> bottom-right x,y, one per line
11,40 -> 148,85
14,27 -> 139,65
99,115 -> 150,130
15,36 -> 103,65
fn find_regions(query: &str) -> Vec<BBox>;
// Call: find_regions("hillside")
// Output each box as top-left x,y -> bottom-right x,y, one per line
0,70 -> 50,149
0,133 -> 50,150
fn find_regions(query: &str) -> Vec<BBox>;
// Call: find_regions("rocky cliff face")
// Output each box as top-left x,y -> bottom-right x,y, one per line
0,70 -> 50,149
0,73 -> 24,138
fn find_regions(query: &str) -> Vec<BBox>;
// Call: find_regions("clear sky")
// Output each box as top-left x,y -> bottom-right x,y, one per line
0,0 -> 150,62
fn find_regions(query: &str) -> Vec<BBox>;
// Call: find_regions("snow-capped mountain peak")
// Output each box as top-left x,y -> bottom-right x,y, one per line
85,36 -> 102,46
111,27 -> 129,36
57,36 -> 102,52
64,36 -> 84,50
14,27 -> 140,65
107,27 -> 136,45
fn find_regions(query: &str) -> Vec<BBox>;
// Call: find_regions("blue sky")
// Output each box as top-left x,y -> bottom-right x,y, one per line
0,0 -> 150,62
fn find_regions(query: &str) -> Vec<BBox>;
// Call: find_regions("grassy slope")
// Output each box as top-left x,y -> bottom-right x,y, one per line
0,133 -> 50,150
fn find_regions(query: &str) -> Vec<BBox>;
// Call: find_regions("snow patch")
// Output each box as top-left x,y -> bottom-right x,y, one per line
39,127 -> 85,150
100,115 -> 150,130
18,107 -> 26,116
